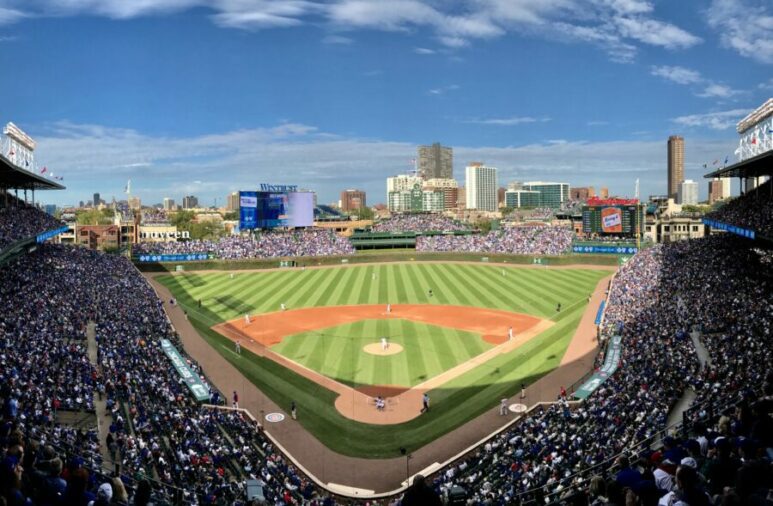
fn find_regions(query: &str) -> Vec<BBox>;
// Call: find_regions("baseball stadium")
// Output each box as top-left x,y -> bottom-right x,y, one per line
1,12 -> 773,501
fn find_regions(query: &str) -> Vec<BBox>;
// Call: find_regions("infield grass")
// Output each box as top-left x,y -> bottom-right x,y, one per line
159,263 -> 608,457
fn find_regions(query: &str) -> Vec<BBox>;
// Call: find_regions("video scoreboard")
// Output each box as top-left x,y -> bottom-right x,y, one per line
582,198 -> 643,236
239,184 -> 314,230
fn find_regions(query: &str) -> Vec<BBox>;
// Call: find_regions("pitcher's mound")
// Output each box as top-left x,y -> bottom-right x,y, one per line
363,343 -> 404,356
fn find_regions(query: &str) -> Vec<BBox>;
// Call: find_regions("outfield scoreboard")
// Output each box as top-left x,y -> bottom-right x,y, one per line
240,184 -> 314,230
582,198 -> 643,236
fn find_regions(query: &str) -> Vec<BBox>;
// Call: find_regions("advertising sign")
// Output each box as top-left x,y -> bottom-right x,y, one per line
160,339 -> 210,401
601,207 -> 623,233
574,335 -> 622,399
239,191 -> 259,230
136,253 -> 213,262
572,245 -> 638,255
702,219 -> 756,239
36,226 -> 69,243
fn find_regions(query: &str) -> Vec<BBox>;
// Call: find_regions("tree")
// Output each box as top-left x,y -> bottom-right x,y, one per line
76,209 -> 113,225
169,210 -> 195,230
353,207 -> 374,220
223,211 -> 239,221
188,220 -> 225,240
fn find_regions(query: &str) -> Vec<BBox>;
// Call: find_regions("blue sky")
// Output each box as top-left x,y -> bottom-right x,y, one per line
0,0 -> 770,206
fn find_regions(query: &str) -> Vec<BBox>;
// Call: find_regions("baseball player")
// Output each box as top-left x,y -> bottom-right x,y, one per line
244,314 -> 250,325
508,326 -> 514,341
381,337 -> 389,350
235,340 -> 241,354
386,303 -> 391,314
281,303 -> 286,311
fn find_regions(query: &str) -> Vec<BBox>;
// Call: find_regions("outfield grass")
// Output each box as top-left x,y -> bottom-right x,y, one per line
273,319 -> 492,387
159,263 -> 608,457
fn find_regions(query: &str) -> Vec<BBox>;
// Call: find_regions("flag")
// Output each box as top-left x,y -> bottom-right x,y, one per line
724,156 -> 728,165
712,159 -> 719,165
40,167 -> 47,174
702,163 -> 707,169
125,179 -> 131,194
751,137 -> 757,144
409,158 -> 416,165
7,149 -> 14,157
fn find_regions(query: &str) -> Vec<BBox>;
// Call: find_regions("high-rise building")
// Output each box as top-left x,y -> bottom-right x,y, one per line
163,198 -> 175,211
678,179 -> 698,205
721,178 -> 731,199
599,187 -> 609,199
570,187 -> 595,201
340,189 -> 366,212
226,192 -> 240,211
423,178 -> 459,210
417,143 -> 453,180
505,189 -> 541,208
708,179 -> 724,204
497,187 -> 506,207
667,135 -> 684,200
386,174 -> 422,208
128,197 -> 141,210
465,163 -> 497,212
388,182 -> 424,212
182,195 -> 199,209
93,193 -> 100,208
522,182 -> 570,209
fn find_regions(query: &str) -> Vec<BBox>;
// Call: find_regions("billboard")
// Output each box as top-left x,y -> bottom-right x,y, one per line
239,189 -> 313,229
601,207 -> 623,233
239,191 -> 259,230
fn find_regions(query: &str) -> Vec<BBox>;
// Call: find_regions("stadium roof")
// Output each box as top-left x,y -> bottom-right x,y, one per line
704,150 -> 772,179
0,154 -> 64,190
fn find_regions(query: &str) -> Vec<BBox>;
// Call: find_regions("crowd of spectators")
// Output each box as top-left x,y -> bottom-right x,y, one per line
133,229 -> 354,259
0,244 -> 334,504
417,225 -> 574,256
507,208 -> 554,222
2,212 -> 771,505
424,235 -> 771,505
0,194 -> 63,249
705,179 -> 772,237
371,214 -> 470,233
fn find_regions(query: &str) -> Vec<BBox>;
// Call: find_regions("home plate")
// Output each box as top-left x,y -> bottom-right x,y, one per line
508,403 -> 527,413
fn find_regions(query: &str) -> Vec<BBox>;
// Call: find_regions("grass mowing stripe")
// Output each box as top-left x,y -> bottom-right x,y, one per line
347,266 -> 370,305
254,268 -> 321,313
398,264 -> 421,303
326,266 -> 359,306
482,265 -> 564,314
307,266 -> 349,308
429,327 -> 463,371
303,268 -> 344,308
283,269 -> 328,308
385,264 -> 400,305
335,321 -> 365,384
456,327 -> 486,358
355,267 -> 374,305
400,318 -> 426,385
392,264 -> 410,303
447,265 -> 504,310
413,264 -> 448,305
515,268 -> 587,302
471,266 -> 550,316
377,265 -> 389,305
423,264 -> 475,307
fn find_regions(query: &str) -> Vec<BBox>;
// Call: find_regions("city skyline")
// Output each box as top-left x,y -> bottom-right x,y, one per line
0,0 -> 770,206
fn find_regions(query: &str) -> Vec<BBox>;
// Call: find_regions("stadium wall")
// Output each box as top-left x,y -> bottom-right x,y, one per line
135,251 -> 619,272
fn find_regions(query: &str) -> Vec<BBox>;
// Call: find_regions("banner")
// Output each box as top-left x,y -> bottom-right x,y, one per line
601,207 -> 623,233
594,300 -> 606,325
702,219 -> 756,239
573,335 -> 622,400
136,253 -> 213,262
160,339 -> 210,401
572,245 -> 638,255
36,226 -> 70,243
239,191 -> 258,230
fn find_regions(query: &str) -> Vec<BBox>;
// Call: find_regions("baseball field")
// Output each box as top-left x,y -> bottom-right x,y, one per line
158,262 -> 608,457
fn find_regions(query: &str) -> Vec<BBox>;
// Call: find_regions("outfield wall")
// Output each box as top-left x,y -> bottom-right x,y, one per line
135,251 -> 618,272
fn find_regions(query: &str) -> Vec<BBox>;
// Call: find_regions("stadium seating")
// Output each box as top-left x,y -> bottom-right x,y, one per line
417,225 -> 573,255
133,229 -> 355,259
0,194 -> 64,249
371,214 -> 470,233
2,220 -> 771,505
705,179 -> 772,237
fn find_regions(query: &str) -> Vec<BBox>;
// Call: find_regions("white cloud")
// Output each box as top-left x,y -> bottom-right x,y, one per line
672,109 -> 749,130
428,84 -> 460,95
0,6 -> 26,24
650,65 -> 702,85
707,0 -> 773,64
5,0 -> 702,62
32,120 -> 736,206
696,83 -> 742,98
650,65 -> 743,100
615,17 -> 701,49
413,47 -> 436,54
321,34 -> 353,44
465,116 -> 551,126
